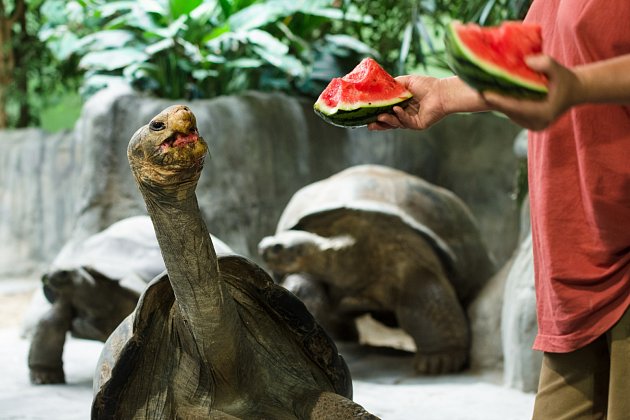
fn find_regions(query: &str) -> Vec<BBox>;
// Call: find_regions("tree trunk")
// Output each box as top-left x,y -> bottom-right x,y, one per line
0,0 -> 26,128
15,3 -> 29,127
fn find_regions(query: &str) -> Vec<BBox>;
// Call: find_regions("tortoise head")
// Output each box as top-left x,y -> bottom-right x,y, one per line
128,105 -> 208,198
258,230 -> 355,275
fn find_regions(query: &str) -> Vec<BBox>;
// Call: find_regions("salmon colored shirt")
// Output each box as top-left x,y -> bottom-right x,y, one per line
525,0 -> 630,353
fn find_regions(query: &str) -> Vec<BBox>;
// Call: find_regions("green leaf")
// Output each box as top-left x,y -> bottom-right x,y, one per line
179,39 -> 204,63
192,68 -> 219,80
77,30 -> 136,51
155,14 -> 188,38
41,0 -> 74,25
136,0 -> 166,15
228,3 -> 287,31
274,21 -> 309,52
205,31 -> 245,53
169,0 -> 203,19
253,46 -> 304,77
81,74 -> 128,97
190,1 -> 220,22
324,34 -> 377,56
123,61 -> 161,78
245,30 -> 288,55
98,1 -> 136,19
107,5 -> 160,33
226,57 -> 265,69
200,50 -> 227,64
203,23 -> 230,44
145,38 -> 175,56
217,0 -> 232,17
421,0 -> 437,14
46,31 -> 83,60
79,48 -> 149,71
417,18 -> 435,50
398,23 -> 413,74
479,0 -> 498,25
228,0 -> 363,31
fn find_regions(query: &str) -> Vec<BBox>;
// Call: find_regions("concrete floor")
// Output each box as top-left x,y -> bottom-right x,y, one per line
0,280 -> 535,420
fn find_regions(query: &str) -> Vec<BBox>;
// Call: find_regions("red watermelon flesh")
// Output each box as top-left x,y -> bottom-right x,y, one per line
314,58 -> 412,127
449,21 -> 548,94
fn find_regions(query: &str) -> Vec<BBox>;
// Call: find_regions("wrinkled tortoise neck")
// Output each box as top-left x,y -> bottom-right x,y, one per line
131,161 -> 202,203
139,180 -> 242,361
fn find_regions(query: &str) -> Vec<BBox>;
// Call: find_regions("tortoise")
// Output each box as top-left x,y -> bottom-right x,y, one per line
27,215 -> 166,384
91,105 -> 377,419
27,215 -> 233,384
258,164 -> 496,374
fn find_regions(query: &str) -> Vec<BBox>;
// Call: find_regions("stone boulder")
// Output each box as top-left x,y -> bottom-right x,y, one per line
501,232 -> 540,392
0,87 -> 521,285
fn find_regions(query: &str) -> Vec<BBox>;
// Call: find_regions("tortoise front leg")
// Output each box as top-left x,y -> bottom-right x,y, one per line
28,299 -> 73,384
396,267 -> 469,375
295,391 -> 380,420
282,273 -> 358,341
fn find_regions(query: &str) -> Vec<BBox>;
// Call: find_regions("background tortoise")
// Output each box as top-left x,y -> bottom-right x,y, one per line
92,105 -> 377,419
26,214 -> 232,384
258,164 -> 496,374
27,215 -> 165,384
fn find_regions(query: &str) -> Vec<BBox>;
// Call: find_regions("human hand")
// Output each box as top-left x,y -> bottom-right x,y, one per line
481,55 -> 579,131
368,75 -> 447,131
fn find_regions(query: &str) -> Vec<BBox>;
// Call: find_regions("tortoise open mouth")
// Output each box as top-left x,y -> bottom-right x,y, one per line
160,129 -> 200,152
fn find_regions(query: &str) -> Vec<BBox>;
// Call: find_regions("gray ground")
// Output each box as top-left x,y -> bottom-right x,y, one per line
0,279 -> 534,420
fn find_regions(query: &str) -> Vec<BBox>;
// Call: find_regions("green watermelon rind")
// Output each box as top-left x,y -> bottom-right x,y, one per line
447,49 -> 548,100
314,96 -> 413,128
446,22 -> 548,98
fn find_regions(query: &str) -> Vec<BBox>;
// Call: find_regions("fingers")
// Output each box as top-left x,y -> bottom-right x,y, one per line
367,120 -> 398,131
482,92 -> 552,131
367,112 -> 403,131
392,105 -> 417,127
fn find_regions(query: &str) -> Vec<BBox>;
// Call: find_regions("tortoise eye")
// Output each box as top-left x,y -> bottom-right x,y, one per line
149,120 -> 166,131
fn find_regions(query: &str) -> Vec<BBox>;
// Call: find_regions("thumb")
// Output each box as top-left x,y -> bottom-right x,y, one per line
525,55 -> 555,74
394,75 -> 413,88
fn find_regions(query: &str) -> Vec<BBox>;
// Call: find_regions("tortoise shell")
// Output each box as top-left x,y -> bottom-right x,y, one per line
92,252 -> 352,417
45,216 -> 166,297
275,164 -> 495,303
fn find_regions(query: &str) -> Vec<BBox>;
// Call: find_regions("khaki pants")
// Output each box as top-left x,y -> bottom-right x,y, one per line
532,307 -> 630,420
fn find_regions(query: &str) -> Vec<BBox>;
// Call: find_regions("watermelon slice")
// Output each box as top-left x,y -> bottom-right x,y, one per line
314,58 -> 413,128
445,21 -> 548,99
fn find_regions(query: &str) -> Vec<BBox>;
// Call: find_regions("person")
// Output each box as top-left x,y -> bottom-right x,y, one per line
368,1 -> 630,419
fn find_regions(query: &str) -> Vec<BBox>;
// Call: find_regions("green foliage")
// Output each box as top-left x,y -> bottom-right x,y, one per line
1,0 -> 81,128
40,0 -> 375,99
39,91 -> 82,131
343,0 -> 531,75
3,0 -> 530,128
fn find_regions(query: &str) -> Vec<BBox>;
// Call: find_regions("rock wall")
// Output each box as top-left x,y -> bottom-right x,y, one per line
0,86 -> 522,280
501,195 -> 541,392
0,129 -> 82,276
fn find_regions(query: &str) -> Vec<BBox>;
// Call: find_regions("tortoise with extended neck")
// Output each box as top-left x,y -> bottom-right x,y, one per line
91,105 -> 377,419
258,165 -> 496,374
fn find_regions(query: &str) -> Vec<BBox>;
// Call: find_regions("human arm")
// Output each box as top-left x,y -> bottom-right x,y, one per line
368,74 -> 491,131
483,54 -> 630,130
370,53 -> 630,132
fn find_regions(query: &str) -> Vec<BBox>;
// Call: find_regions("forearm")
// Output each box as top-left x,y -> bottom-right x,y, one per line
440,76 -> 491,114
573,54 -> 630,105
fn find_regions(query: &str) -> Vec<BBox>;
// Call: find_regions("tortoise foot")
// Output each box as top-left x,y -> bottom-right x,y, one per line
29,366 -> 65,384
414,349 -> 467,375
